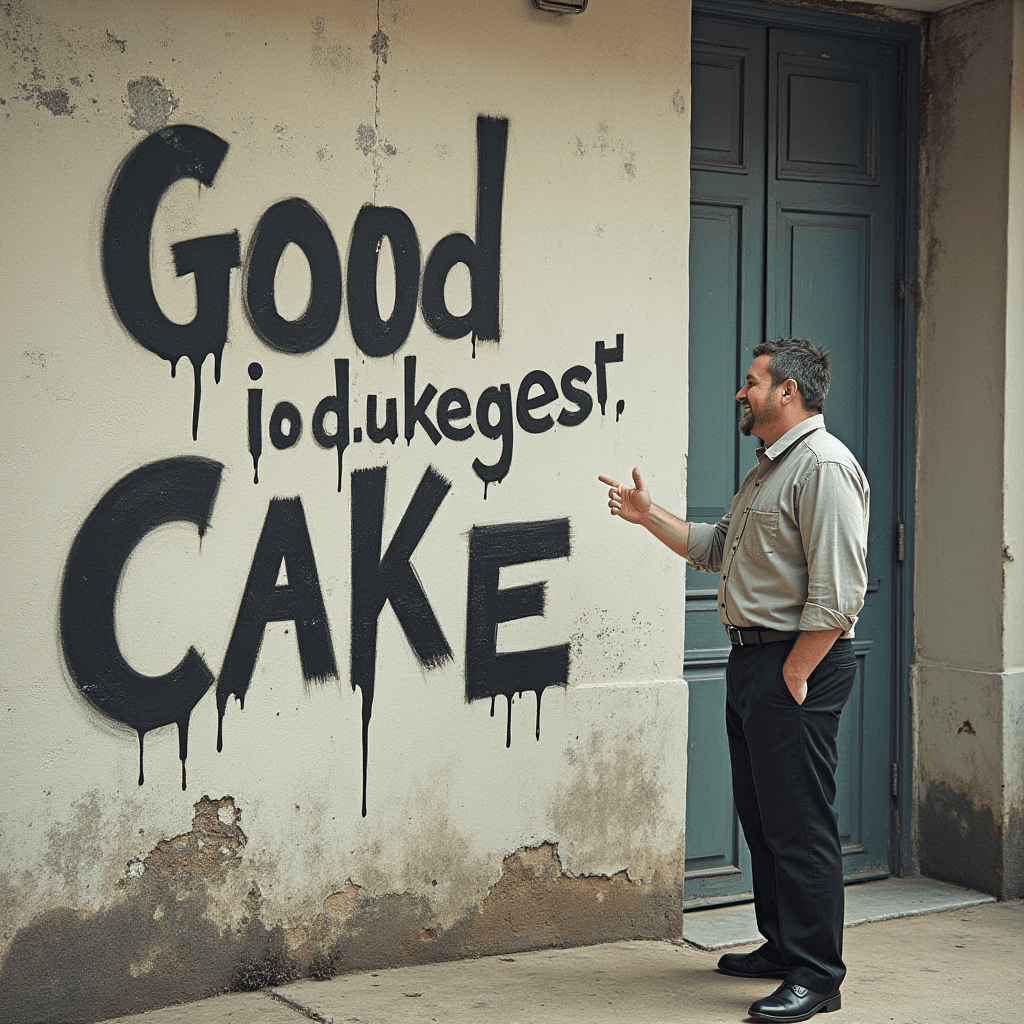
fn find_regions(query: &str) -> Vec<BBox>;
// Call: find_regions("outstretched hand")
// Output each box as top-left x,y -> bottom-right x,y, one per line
598,467 -> 651,525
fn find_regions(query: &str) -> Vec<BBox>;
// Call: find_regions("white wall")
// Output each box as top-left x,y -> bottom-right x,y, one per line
0,2 -> 691,1020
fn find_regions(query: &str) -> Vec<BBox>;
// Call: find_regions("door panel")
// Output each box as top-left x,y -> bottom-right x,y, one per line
775,208 -> 871,458
685,17 -> 902,903
777,57 -> 880,184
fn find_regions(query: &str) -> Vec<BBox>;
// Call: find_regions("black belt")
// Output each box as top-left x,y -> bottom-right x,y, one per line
726,627 -> 800,646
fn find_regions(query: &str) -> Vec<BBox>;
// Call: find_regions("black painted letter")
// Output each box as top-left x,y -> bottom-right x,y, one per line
351,465 -> 452,815
102,126 -> 241,439
217,497 -> 338,748
312,359 -> 350,493
244,198 -> 342,354
465,519 -> 571,745
60,457 -> 224,789
421,116 -> 508,348
473,383 -> 513,493
347,206 -> 421,358
595,333 -> 624,416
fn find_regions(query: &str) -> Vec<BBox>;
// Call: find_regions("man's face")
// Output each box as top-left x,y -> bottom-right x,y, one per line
736,355 -> 781,438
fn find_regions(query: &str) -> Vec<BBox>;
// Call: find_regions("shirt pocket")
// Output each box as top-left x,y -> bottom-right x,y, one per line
742,509 -> 779,562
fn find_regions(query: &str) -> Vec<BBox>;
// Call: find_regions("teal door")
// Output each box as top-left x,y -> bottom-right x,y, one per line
685,13 -> 910,905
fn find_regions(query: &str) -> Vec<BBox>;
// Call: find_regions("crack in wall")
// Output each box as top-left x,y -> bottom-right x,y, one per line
369,0 -> 388,203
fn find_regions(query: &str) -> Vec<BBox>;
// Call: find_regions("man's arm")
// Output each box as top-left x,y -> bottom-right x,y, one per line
598,468 -> 691,558
784,460 -> 869,704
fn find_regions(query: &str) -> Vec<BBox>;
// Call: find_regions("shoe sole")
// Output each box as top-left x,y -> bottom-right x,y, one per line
716,966 -> 789,979
748,994 -> 841,1022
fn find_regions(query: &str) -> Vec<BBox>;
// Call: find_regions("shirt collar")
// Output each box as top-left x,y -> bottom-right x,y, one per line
760,414 -> 825,461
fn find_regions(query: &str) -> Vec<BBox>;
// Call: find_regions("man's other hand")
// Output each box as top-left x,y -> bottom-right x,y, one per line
782,663 -> 809,706
598,467 -> 651,525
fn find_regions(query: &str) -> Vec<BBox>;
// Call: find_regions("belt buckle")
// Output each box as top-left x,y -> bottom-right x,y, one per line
727,626 -> 743,646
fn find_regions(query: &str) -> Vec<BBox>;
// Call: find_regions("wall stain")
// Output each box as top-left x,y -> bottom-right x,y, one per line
305,840 -> 680,982
0,794 -> 280,1024
0,829 -> 682,1022
919,780 -> 1010,896
549,730 -> 677,883
127,76 -> 178,133
917,8 -> 986,284
106,29 -> 126,53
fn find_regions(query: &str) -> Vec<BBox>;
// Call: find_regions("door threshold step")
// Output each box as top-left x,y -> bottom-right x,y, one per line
681,876 -> 996,951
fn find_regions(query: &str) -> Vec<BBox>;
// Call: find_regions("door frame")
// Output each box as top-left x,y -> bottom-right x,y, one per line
688,0 -> 919,881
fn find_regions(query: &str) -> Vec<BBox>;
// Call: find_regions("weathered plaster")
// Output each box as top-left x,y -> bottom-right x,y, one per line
913,0 -> 1024,898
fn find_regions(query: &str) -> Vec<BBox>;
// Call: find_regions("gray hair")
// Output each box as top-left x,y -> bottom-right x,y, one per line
752,337 -> 831,412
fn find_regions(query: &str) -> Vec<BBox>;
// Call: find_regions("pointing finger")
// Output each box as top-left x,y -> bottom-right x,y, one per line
597,474 -> 621,489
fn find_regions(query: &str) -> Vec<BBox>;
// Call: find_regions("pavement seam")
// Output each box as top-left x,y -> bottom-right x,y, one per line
264,987 -> 332,1023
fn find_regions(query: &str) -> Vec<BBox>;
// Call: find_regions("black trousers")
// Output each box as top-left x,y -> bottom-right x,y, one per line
726,637 -> 856,993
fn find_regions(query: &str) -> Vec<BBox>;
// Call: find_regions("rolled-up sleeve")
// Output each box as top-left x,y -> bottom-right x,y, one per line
796,462 -> 870,633
686,513 -> 730,574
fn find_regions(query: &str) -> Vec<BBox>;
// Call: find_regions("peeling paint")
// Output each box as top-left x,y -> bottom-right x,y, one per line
139,796 -> 246,878
126,75 -> 178,133
106,29 -> 126,53
0,830 -> 682,1023
370,28 -> 390,65
571,123 -> 638,182
356,120 -> 396,158
37,87 -> 70,115
311,15 -> 354,75
356,121 -> 376,156
323,879 -> 362,917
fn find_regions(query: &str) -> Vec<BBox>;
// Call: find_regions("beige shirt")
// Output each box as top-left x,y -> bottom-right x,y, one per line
686,415 -> 869,638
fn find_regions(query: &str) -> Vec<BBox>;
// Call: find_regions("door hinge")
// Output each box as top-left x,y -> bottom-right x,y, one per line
897,522 -> 905,562
891,763 -> 899,799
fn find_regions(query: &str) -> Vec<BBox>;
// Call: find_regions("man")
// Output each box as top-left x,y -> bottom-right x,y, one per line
599,338 -> 868,1023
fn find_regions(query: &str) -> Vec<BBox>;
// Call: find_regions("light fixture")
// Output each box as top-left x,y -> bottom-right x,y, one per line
533,0 -> 588,13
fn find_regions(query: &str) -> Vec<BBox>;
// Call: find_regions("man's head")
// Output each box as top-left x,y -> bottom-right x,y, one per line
736,337 -> 830,444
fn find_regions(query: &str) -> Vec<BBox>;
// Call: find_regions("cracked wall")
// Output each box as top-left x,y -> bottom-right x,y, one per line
0,1 -> 691,1020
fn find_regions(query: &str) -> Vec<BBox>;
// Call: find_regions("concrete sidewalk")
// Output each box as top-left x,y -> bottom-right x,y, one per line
102,899 -> 1023,1024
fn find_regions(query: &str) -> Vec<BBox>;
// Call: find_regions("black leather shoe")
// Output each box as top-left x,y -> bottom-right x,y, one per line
748,983 -> 841,1022
716,949 -> 789,979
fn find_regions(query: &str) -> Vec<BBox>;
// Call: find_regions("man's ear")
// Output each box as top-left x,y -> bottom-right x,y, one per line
780,378 -> 799,403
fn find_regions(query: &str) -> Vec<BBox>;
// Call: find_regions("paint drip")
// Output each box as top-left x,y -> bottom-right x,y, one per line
499,690 -> 546,747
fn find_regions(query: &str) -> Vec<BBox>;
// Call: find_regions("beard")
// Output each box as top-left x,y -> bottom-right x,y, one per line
738,393 -> 775,438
